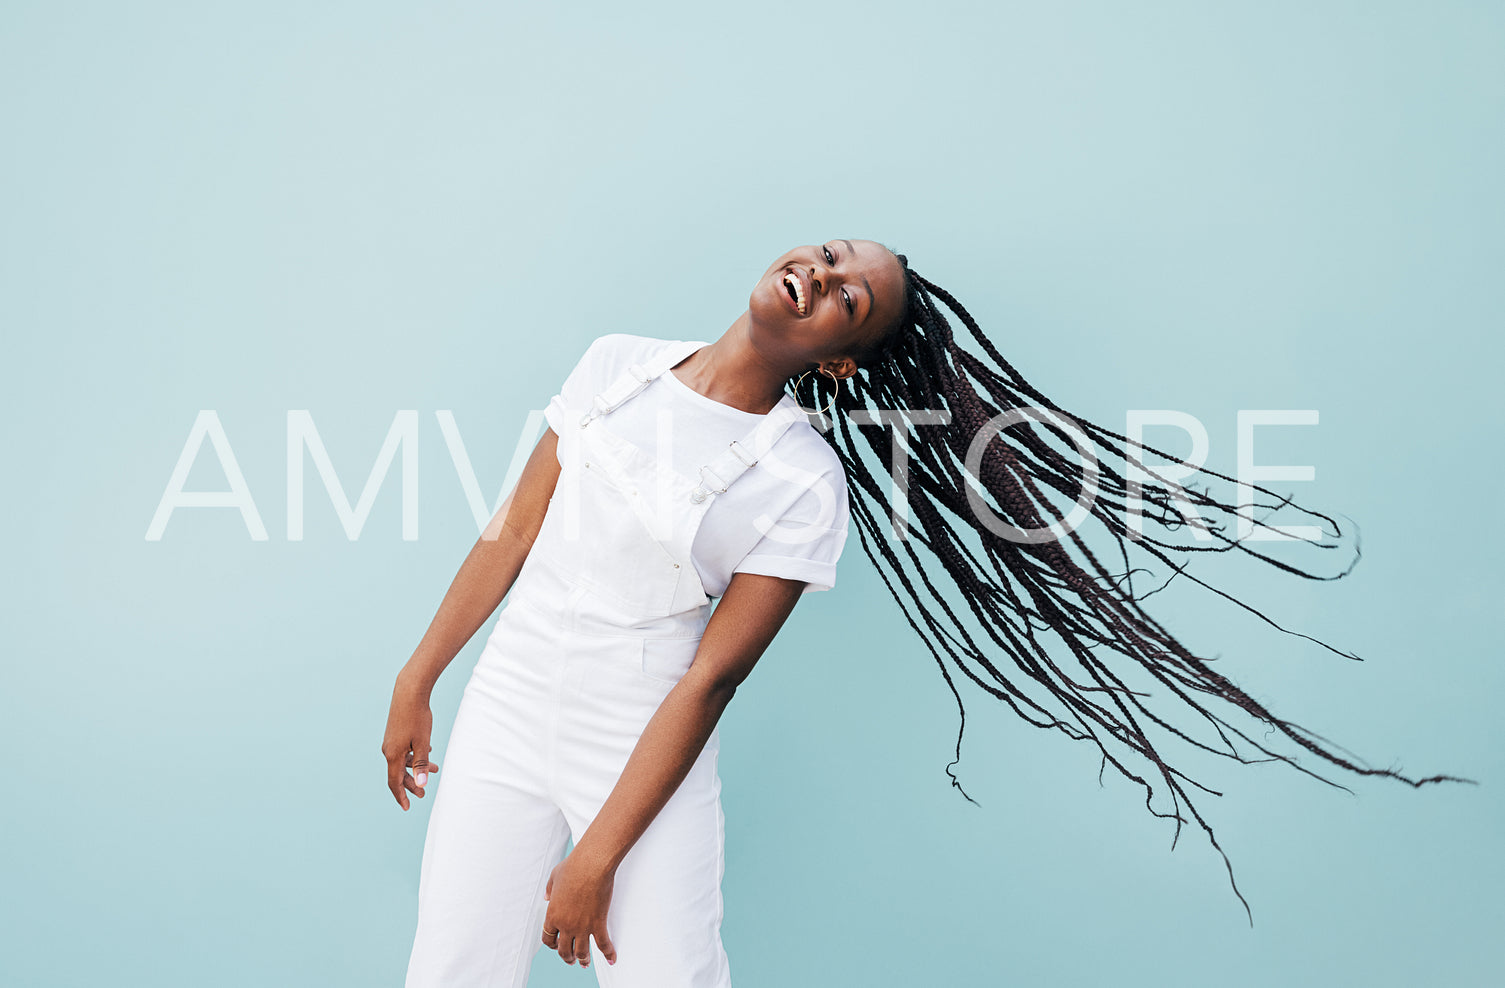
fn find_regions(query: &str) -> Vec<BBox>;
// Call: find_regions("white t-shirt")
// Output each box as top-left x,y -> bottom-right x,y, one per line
543,333 -> 850,595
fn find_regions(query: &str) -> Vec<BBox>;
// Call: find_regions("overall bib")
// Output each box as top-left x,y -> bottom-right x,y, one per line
406,340 -> 805,988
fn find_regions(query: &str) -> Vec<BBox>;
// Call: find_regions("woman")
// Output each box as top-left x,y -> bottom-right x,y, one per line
385,239 -> 1465,986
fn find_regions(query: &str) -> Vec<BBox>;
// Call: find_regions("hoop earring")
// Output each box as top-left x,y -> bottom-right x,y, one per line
791,369 -> 843,416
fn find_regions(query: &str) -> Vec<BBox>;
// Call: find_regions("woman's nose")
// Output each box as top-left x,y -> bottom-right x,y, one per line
811,259 -> 832,295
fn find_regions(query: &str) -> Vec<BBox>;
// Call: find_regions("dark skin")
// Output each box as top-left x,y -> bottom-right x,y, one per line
381,239 -> 907,968
674,238 -> 908,412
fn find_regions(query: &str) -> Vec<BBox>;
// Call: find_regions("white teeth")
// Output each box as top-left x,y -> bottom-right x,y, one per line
783,270 -> 806,315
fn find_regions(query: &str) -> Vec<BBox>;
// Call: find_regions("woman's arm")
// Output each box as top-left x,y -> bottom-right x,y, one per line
399,426 -> 562,694
382,427 -> 562,809
540,571 -> 806,966
574,571 -> 805,867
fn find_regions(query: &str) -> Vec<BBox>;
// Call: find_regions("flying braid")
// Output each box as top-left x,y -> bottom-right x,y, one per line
786,248 -> 1474,924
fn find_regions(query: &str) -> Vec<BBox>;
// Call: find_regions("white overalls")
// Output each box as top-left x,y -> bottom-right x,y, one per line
406,340 -> 805,988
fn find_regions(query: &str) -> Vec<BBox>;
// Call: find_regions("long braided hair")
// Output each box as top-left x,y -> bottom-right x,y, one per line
787,248 -> 1473,922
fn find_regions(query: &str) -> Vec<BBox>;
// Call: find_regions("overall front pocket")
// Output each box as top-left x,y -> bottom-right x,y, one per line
639,636 -> 701,686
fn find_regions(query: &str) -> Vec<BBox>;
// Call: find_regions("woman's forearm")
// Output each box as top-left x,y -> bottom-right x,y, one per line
398,429 -> 562,697
570,674 -> 736,875
568,573 -> 804,874
399,522 -> 535,697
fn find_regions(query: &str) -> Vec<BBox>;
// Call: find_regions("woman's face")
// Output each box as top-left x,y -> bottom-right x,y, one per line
749,238 -> 907,374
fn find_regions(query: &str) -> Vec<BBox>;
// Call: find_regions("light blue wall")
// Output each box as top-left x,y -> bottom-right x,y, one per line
3,2 -> 1500,985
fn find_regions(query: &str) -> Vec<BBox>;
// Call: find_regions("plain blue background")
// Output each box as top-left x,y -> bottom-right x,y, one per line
3,2 -> 1501,985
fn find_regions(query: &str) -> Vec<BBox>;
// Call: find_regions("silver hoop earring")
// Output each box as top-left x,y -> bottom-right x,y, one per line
791,369 -> 843,416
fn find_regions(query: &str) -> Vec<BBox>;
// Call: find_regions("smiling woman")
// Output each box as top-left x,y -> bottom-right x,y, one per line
384,237 -> 1471,988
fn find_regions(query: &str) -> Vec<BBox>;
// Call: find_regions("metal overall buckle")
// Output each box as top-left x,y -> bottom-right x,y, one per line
689,465 -> 729,504
580,363 -> 654,428
728,440 -> 758,468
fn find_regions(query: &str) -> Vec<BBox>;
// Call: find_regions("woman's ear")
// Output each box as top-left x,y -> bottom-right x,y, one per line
821,356 -> 859,381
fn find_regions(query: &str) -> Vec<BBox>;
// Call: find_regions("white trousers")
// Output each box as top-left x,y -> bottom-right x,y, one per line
405,596 -> 732,988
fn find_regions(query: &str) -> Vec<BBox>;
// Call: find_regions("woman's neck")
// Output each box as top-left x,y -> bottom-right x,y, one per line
671,315 -> 794,415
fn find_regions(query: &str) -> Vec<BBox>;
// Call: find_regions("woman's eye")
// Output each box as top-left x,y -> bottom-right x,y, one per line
823,245 -> 834,264
842,288 -> 852,313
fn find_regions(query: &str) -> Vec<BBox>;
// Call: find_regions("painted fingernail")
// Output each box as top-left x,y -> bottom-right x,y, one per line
416,771 -> 427,786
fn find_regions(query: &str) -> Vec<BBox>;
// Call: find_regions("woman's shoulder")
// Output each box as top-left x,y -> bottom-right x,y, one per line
583,332 -> 685,363
570,334 -> 690,385
770,416 -> 847,483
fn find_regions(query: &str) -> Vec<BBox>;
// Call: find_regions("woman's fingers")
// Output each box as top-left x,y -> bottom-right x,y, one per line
594,927 -> 617,966
383,742 -> 442,810
543,897 -> 574,966
411,739 -> 433,789
400,752 -> 440,798
540,929 -> 609,967
542,928 -> 609,967
384,745 -> 411,810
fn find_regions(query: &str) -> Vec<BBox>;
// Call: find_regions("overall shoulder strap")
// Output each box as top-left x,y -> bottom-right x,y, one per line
577,339 -> 707,428
689,395 -> 808,503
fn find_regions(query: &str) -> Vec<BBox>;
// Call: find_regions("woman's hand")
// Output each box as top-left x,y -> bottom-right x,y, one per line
382,674 -> 439,811
541,852 -> 619,968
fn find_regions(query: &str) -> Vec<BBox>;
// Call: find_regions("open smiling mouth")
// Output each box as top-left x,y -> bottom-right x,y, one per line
782,269 -> 807,316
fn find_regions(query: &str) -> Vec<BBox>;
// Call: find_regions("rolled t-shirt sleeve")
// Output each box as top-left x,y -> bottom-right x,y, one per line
730,447 -> 851,593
